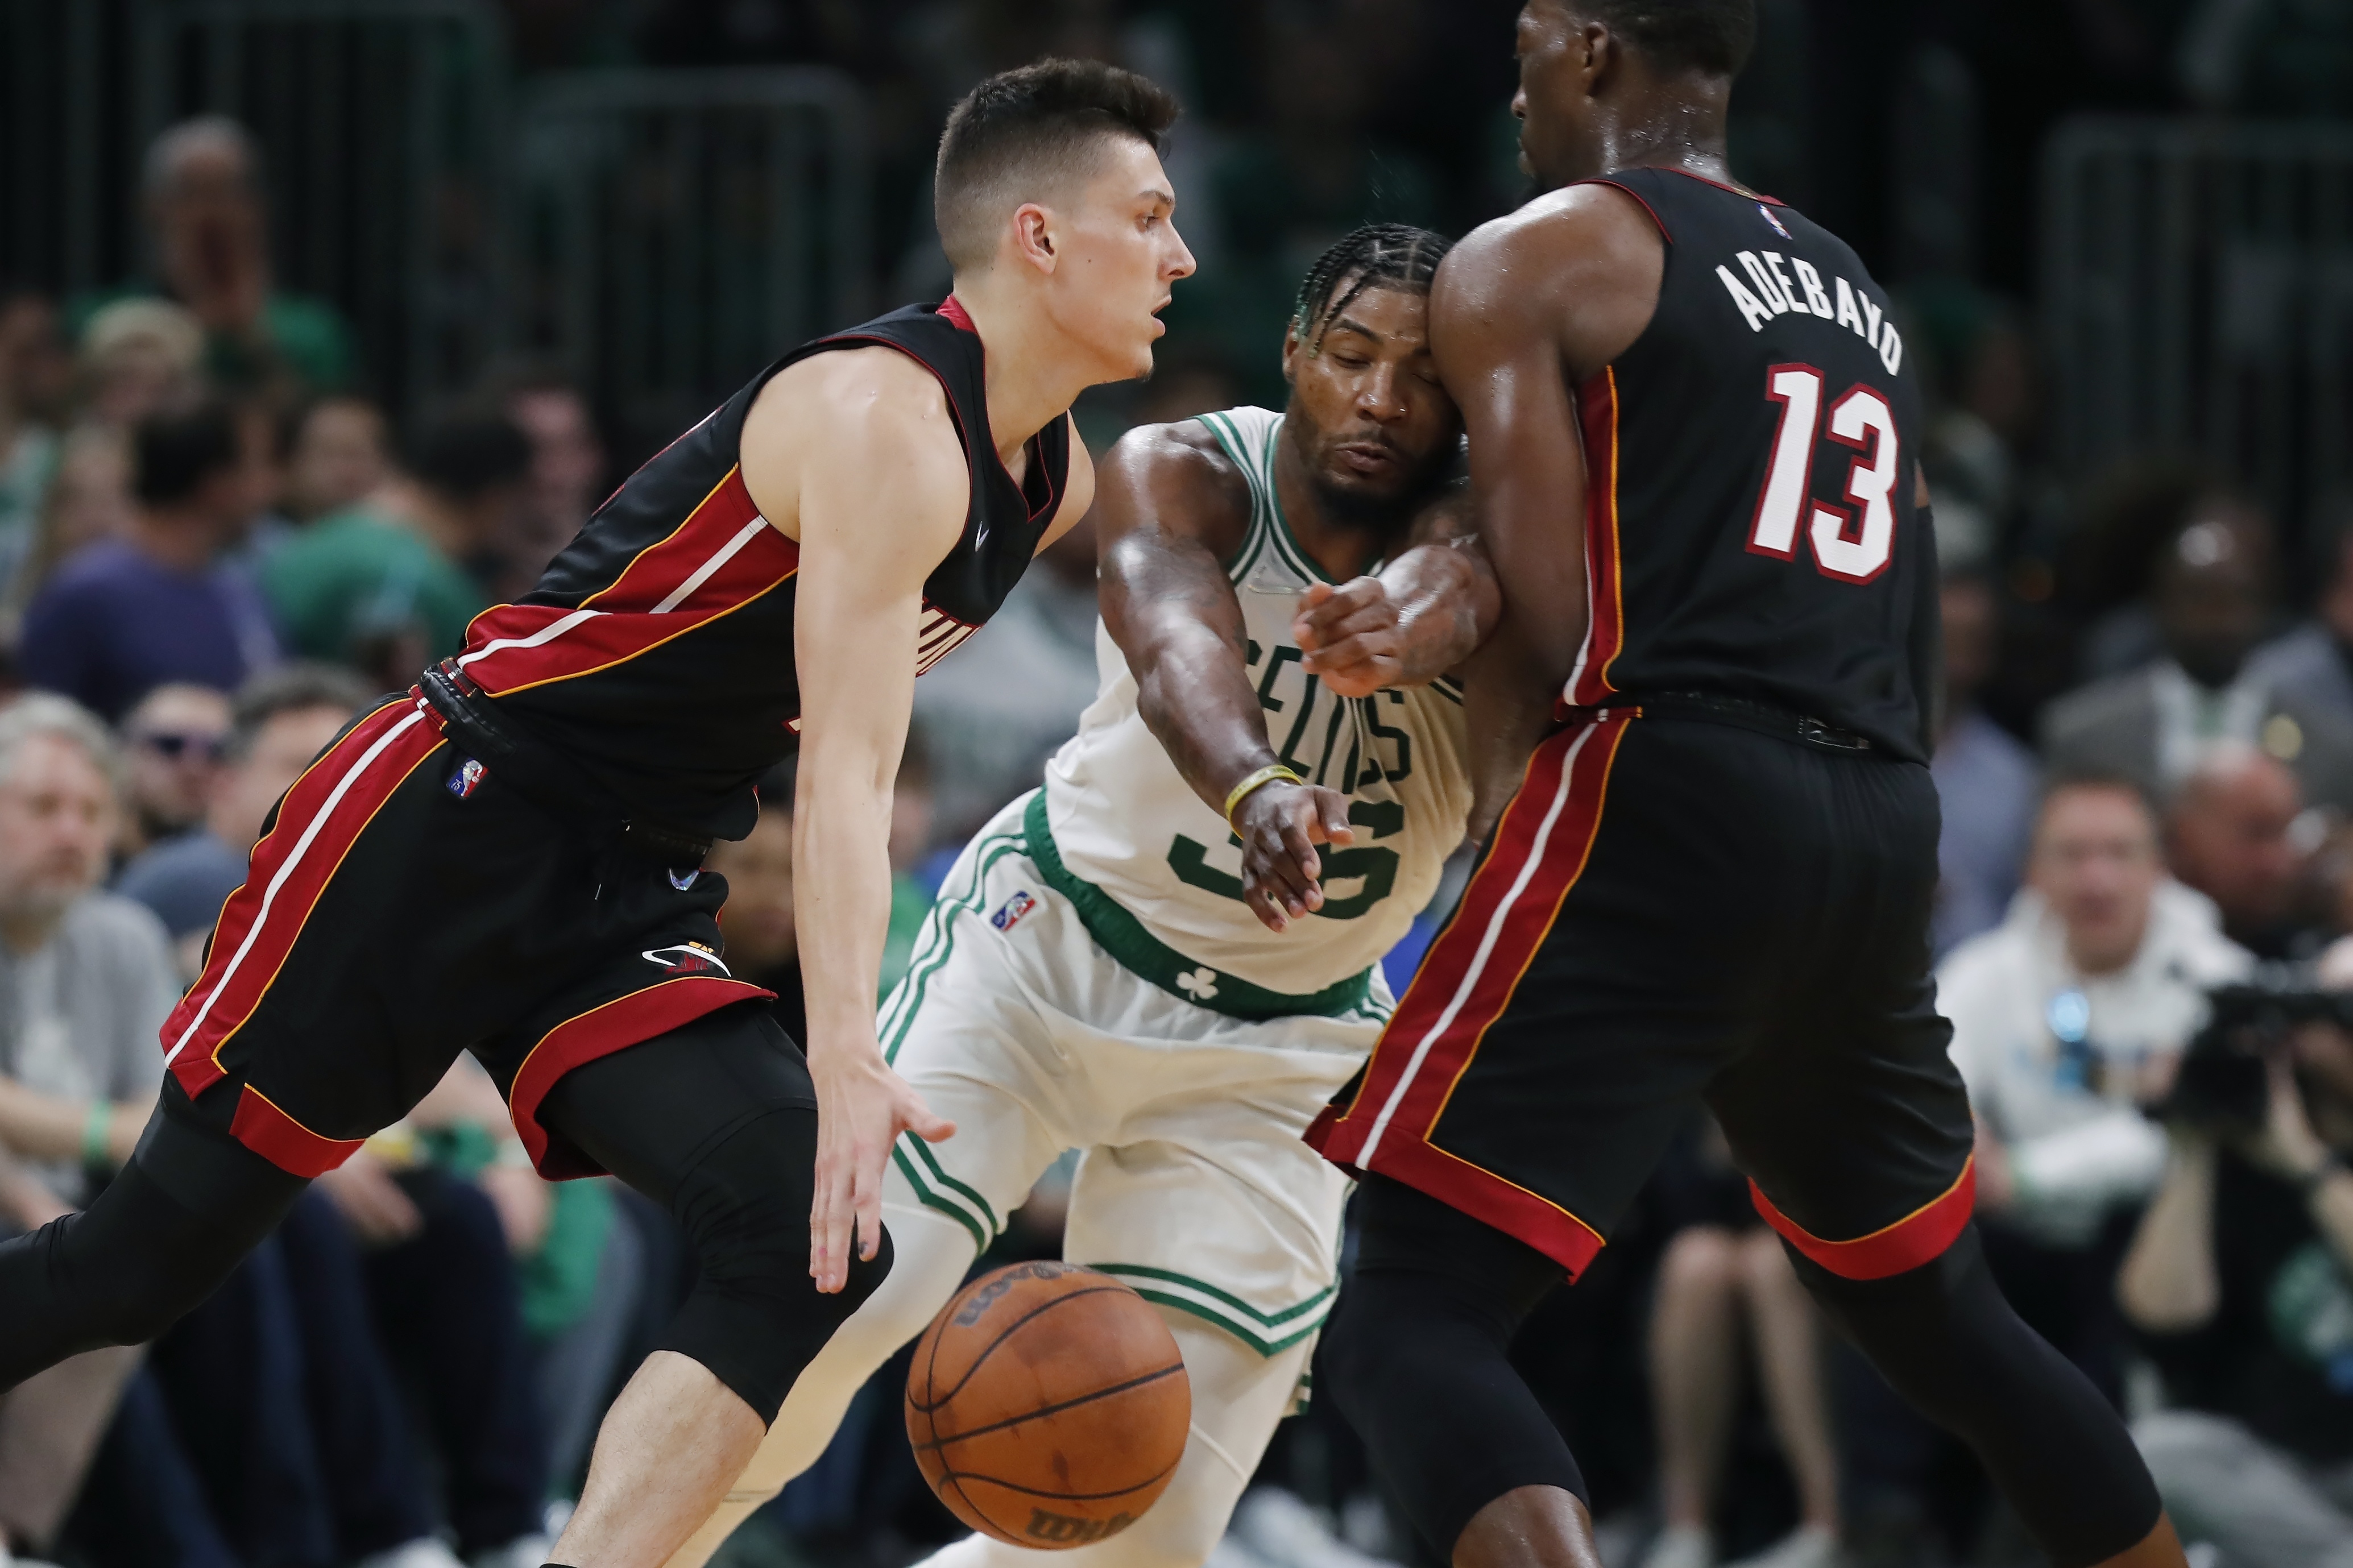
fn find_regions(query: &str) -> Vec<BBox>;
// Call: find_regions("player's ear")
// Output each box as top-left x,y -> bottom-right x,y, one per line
1281,322 -> 1304,384
1010,202 -> 1057,275
1581,22 -> 1617,90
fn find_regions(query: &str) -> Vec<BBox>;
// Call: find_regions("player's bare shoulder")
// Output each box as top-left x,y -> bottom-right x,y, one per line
740,346 -> 968,548
1434,184 -> 1664,377
1095,417 -> 1253,561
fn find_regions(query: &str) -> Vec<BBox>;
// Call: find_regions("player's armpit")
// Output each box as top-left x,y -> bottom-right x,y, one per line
776,385 -> 966,1291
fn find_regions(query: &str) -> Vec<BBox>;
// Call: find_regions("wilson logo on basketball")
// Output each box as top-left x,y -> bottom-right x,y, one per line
907,1263 -> 1191,1550
1025,1509 -> 1133,1545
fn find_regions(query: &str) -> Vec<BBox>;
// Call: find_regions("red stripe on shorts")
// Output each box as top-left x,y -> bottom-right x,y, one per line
229,1084 -> 367,1177
1749,1156 -> 1977,1281
506,976 -> 776,1179
1308,714 -> 1629,1274
161,698 -> 448,1101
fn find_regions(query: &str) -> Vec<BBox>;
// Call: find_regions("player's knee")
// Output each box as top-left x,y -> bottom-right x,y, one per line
1659,1225 -> 1743,1299
1734,1226 -> 1800,1297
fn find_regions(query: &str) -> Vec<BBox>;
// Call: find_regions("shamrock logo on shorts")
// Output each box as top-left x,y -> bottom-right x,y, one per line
1177,966 -> 1220,1001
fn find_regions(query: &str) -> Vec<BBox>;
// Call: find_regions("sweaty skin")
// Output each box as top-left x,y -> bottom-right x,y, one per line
1093,284 -> 1497,932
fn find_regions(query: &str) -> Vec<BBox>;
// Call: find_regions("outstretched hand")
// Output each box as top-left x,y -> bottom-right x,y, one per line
1295,578 -> 1404,699
1231,779 -> 1354,932
809,1051 -> 954,1293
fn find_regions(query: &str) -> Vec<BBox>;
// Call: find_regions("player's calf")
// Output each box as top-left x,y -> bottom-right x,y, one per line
1787,1226 -> 2183,1568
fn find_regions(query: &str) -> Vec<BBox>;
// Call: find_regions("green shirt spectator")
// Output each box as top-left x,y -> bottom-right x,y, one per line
262,504 -> 487,671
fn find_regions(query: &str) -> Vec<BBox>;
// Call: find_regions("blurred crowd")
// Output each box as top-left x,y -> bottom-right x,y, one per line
1,2 -> 2352,1566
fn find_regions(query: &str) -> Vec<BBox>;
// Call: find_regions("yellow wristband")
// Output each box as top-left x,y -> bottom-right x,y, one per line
1223,765 -> 1305,826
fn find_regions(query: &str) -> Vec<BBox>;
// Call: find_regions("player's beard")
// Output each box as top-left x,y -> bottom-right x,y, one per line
1306,452 -> 1450,541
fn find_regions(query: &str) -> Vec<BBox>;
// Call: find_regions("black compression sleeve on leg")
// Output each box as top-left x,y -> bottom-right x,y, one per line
1790,1226 -> 2161,1568
534,1007 -> 892,1424
1323,1177 -> 1582,1559
0,1088 -> 306,1388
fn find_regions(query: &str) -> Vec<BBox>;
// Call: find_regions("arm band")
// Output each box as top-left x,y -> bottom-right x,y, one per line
1224,765 -> 1304,827
82,1101 -> 113,1168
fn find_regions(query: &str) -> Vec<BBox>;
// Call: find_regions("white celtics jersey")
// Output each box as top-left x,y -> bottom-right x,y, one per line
1041,406 -> 1472,1003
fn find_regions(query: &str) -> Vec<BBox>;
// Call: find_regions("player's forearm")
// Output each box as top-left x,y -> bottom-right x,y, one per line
0,1077 -> 145,1165
1132,618 -> 1283,815
1375,538 -> 1499,685
790,762 -> 896,1061
2116,1133 -> 2221,1332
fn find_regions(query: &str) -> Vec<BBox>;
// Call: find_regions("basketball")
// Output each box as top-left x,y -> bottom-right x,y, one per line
905,1260 -> 1191,1549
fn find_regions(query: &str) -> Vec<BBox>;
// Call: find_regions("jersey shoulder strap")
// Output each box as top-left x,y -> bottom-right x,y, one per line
1193,405 -> 1289,584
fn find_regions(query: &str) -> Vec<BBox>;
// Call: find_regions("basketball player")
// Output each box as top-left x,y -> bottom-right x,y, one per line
666,224 -> 1495,1568
0,60 -> 1194,1568
1305,9 -> 2189,1568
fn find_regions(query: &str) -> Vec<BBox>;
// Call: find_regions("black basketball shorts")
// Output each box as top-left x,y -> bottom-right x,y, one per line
1310,705 -> 1975,1283
160,694 -> 790,1179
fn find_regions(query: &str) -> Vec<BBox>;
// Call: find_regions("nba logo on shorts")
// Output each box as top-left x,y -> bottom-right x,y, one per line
448,758 -> 486,799
991,890 -> 1037,931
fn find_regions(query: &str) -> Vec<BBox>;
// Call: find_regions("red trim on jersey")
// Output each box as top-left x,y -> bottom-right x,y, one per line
938,295 -> 977,333
1573,178 -> 1674,242
1749,1157 -> 1976,1281
229,1085 -> 366,1177
1308,714 -> 1630,1278
455,466 -> 800,698
162,699 -> 448,1101
507,976 -> 777,1178
1567,369 -> 1625,706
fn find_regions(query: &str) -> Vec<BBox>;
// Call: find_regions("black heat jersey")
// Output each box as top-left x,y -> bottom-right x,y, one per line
451,298 -> 1070,839
1567,168 -> 1932,762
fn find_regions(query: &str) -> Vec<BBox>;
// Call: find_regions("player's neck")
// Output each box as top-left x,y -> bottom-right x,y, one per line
1581,81 -> 1738,190
949,283 -> 1095,467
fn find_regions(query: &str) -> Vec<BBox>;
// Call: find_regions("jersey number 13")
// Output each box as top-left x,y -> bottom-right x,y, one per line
1745,364 -> 1901,585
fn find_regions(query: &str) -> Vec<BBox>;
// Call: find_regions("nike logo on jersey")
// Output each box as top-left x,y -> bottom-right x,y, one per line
642,942 -> 730,976
1716,249 -> 1904,376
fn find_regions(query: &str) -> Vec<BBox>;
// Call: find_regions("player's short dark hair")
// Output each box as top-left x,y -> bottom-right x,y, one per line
1577,0 -> 1758,78
411,406 -> 532,501
132,396 -> 243,508
225,663 -> 372,765
1291,225 -> 1454,350
934,58 -> 1180,274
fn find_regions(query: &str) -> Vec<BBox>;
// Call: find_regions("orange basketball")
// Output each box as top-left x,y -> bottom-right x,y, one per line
905,1260 -> 1191,1549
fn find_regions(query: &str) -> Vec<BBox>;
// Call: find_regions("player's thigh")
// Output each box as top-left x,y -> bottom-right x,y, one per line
881,916 -> 1074,1254
1708,757 -> 1973,1274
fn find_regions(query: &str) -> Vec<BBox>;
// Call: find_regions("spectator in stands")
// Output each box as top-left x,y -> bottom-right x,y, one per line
76,298 -> 205,432
263,405 -> 527,686
2043,511 -> 2353,814
499,372 -> 606,599
138,117 -> 354,406
19,396 -> 281,720
0,291 -> 66,580
1639,1116 -> 1841,1568
2116,938 -> 2353,1567
709,766 -> 803,1046
1932,566 -> 2037,955
3,425 -> 134,630
2166,744 -> 2315,960
912,513 -> 1100,848
2247,500 -> 2353,736
280,395 -> 393,524
116,681 -> 233,858
1943,774 -> 2249,1374
117,665 -> 368,977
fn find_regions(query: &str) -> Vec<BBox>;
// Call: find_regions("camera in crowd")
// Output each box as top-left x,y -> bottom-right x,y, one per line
2168,963 -> 2353,1131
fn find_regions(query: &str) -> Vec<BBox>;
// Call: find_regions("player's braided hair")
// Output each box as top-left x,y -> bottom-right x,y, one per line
1291,224 -> 1453,354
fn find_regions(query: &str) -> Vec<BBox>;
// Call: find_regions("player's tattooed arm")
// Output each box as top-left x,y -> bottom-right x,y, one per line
1096,421 -> 1354,933
1294,482 -> 1499,697
1431,184 -> 1661,838
744,348 -> 963,1293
